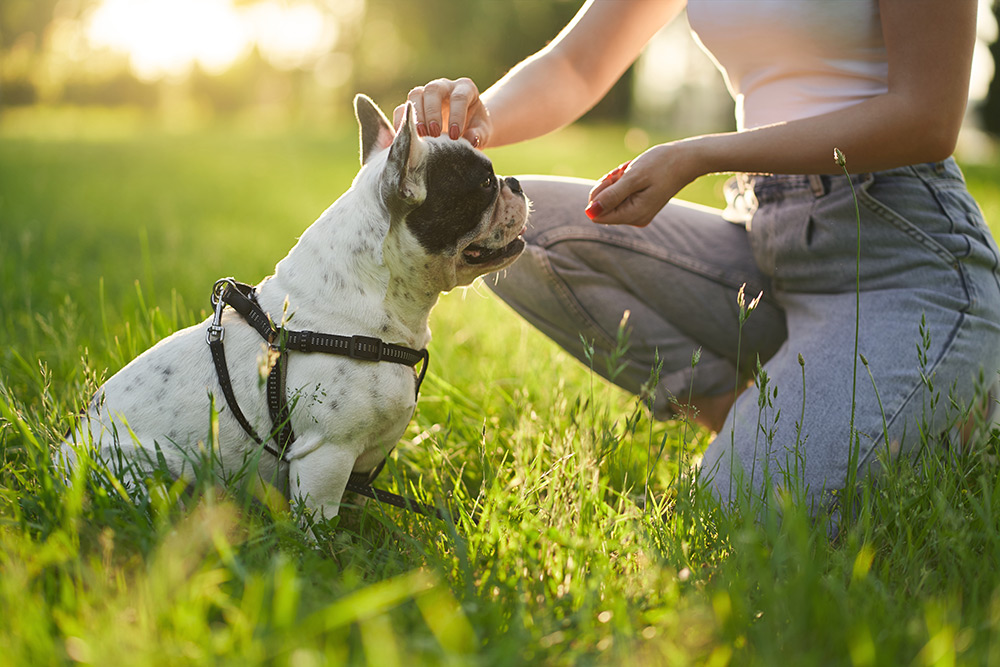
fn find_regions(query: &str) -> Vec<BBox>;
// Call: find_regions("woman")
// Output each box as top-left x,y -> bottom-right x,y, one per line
396,0 -> 1000,513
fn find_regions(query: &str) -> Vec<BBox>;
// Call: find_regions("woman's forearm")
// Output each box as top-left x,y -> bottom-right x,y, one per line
480,51 -> 598,147
684,92 -> 967,179
590,87 -> 973,226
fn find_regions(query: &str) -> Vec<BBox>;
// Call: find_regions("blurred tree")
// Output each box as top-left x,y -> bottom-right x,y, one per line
983,0 -> 1000,136
191,49 -> 274,115
1,0 -> 97,106
1,0 -> 61,50
353,0 -> 634,121
63,72 -> 157,108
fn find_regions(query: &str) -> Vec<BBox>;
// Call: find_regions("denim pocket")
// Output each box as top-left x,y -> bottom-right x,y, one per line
857,173 -> 961,268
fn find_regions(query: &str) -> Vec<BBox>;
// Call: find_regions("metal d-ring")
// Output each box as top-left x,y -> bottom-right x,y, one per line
210,277 -> 237,309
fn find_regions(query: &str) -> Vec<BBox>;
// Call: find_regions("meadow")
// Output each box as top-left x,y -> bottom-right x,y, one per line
2,106 -> 1000,665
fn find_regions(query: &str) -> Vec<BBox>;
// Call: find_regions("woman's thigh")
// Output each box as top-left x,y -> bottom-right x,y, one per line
486,175 -> 787,419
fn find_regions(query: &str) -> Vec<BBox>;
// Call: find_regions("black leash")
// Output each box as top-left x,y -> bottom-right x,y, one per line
206,277 -> 449,522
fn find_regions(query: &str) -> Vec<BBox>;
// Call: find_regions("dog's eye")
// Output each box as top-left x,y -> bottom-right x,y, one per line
481,176 -> 494,189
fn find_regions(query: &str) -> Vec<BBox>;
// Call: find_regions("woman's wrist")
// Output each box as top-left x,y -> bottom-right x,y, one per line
670,134 -> 727,181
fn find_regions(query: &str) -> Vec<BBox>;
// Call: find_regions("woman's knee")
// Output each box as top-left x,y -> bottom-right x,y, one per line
516,176 -> 595,243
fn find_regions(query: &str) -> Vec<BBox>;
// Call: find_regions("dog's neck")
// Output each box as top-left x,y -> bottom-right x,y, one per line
264,192 -> 436,348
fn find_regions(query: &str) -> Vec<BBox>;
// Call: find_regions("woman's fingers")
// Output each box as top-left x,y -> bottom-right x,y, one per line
589,160 -> 631,200
586,161 -> 633,220
394,78 -> 487,145
419,78 -> 456,136
445,77 -> 479,139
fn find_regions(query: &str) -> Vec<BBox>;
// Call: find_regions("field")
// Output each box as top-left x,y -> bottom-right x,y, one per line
3,107 -> 1000,665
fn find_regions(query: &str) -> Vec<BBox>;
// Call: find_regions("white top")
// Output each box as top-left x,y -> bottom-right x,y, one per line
686,0 -> 889,130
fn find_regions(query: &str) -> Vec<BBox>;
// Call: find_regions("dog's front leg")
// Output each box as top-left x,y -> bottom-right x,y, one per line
287,440 -> 355,527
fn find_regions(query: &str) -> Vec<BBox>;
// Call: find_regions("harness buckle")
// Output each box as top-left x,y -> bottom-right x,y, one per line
206,281 -> 230,344
350,335 -> 383,361
206,324 -> 225,344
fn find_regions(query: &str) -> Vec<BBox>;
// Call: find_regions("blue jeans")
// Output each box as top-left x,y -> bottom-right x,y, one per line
488,158 -> 1000,511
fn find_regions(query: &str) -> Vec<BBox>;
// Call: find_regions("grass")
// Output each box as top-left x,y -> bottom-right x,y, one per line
3,106 -> 1000,665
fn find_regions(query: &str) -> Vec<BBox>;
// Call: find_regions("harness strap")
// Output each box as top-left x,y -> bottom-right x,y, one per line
207,278 -> 444,521
221,282 -> 429,373
207,333 -> 285,459
343,456 -> 451,521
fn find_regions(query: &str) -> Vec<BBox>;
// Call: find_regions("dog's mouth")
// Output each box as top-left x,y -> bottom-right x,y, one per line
461,229 -> 526,266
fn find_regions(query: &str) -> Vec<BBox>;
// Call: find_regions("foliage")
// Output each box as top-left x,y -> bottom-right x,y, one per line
3,108 -> 1000,664
0,0 -> 89,52
0,1 -> 633,122
355,0 -> 632,121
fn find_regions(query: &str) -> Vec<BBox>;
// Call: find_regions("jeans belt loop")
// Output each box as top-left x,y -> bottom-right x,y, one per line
808,174 -> 825,198
736,172 -> 752,195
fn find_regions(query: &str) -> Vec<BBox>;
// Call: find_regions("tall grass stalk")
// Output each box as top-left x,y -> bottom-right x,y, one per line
729,283 -> 762,501
834,147 -> 866,522
834,150 -> 863,454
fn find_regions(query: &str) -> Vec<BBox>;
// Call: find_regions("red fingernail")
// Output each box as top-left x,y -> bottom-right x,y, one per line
449,123 -> 460,140
429,120 -> 440,136
416,122 -> 427,137
585,201 -> 603,220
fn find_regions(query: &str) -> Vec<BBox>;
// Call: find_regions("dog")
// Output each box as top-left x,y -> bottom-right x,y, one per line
61,94 -> 528,522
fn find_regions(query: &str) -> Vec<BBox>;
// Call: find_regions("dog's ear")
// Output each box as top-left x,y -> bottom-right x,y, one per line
355,94 -> 395,166
381,101 -> 428,211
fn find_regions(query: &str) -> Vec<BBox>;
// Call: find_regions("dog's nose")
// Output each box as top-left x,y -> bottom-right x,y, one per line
504,176 -> 522,195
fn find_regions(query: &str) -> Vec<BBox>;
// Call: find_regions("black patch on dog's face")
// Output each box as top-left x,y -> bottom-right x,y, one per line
404,143 -> 498,254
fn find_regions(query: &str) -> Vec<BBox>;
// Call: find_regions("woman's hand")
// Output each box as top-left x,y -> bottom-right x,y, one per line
393,77 -> 493,148
586,142 -> 700,226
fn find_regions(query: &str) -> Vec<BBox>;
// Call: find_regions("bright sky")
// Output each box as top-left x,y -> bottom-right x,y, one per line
85,0 -> 340,81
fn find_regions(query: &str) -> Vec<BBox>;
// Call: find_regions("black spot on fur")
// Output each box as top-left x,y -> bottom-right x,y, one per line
405,143 -> 497,254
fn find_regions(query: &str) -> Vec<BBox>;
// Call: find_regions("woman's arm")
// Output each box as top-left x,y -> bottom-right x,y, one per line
589,0 -> 979,225
395,0 -> 685,148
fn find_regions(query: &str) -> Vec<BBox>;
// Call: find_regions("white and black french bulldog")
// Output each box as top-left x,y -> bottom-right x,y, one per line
61,94 -> 528,522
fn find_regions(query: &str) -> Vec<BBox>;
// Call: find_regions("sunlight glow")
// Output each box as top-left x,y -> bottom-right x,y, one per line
85,0 -> 339,81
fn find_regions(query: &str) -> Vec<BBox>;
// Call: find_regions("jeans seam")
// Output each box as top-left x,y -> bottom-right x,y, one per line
539,232 -> 761,298
854,310 -> 967,472
534,247 -> 619,352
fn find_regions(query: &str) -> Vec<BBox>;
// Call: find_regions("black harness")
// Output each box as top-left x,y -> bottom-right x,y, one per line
205,277 -> 445,520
